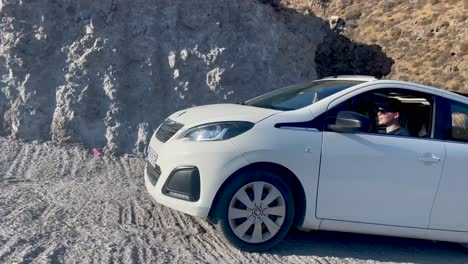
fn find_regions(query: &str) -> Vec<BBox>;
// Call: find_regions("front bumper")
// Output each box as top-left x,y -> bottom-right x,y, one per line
144,136 -> 249,218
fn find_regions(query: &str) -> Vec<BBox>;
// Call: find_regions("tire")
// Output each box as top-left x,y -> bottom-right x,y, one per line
212,169 -> 294,252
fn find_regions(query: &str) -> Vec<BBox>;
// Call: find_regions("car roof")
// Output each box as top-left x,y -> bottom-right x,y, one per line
317,76 -> 468,105
370,80 -> 468,104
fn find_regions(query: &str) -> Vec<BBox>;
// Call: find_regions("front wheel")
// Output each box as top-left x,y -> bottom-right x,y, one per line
213,170 -> 294,252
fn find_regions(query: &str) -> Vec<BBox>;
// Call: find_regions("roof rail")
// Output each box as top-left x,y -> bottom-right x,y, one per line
321,75 -> 378,81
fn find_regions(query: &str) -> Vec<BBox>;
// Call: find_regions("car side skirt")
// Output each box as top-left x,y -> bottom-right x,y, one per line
317,219 -> 468,244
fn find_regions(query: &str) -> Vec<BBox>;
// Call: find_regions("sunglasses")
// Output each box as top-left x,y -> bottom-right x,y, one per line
377,108 -> 397,114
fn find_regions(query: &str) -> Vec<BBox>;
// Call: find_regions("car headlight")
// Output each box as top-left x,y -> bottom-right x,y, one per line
183,122 -> 254,141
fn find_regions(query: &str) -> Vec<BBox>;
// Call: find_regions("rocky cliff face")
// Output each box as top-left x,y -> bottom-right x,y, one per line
284,0 -> 467,92
0,0 -> 391,154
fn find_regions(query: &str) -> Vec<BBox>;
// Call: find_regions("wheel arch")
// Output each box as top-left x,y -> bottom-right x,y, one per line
208,162 -> 307,228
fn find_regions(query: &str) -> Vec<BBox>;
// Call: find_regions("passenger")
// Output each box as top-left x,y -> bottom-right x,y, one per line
376,99 -> 411,136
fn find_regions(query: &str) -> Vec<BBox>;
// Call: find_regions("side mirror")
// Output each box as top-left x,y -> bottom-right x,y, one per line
327,111 -> 370,133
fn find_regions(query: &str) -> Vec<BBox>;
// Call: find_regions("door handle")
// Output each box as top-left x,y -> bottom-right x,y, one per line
418,154 -> 441,163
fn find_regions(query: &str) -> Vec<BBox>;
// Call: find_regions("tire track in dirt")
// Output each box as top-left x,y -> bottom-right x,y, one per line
121,156 -> 145,187
171,207 -> 196,231
123,246 -> 141,264
0,140 -> 21,177
53,147 -> 68,179
69,147 -> 85,178
48,246 -> 67,263
121,156 -> 133,181
0,236 -> 28,263
103,156 -> 116,182
3,138 -> 468,263
132,199 -> 153,228
21,244 -> 47,263
128,200 -> 137,225
10,144 -> 37,181
0,237 -> 15,261
3,143 -> 27,180
39,203 -> 63,233
98,200 -> 113,226
117,201 -> 138,226
149,203 -> 180,230
22,144 -> 49,181
29,183 -> 63,225
190,233 -> 228,263
2,184 -> 48,233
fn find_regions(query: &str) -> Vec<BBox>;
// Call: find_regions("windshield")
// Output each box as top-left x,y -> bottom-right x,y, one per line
243,80 -> 364,111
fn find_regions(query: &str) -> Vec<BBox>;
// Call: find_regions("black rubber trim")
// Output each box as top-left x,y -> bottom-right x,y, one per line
274,112 -> 325,131
146,161 -> 161,186
156,119 -> 184,143
162,166 -> 200,202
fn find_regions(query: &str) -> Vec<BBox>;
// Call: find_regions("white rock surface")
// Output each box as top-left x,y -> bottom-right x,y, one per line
0,0 -> 325,154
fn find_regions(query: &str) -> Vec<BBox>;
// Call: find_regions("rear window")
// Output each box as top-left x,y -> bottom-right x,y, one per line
450,103 -> 468,142
243,80 -> 363,111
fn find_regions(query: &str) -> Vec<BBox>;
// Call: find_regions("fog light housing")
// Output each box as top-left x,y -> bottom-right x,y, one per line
162,167 -> 200,202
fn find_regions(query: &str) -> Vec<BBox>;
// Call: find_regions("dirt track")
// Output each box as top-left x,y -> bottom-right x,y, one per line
1,137 -> 467,263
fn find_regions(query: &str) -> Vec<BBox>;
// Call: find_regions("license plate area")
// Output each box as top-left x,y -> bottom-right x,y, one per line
147,147 -> 158,167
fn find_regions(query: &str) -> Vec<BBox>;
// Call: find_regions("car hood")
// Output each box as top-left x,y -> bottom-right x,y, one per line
167,104 -> 280,127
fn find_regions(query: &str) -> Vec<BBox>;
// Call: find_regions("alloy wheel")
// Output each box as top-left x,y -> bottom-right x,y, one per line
228,181 -> 286,243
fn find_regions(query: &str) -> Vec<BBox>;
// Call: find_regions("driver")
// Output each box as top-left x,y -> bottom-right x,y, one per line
376,99 -> 411,136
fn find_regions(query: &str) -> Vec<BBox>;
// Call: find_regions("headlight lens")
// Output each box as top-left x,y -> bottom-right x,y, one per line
183,122 -> 254,141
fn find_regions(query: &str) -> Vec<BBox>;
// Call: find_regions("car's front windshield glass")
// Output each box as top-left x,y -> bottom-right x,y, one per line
243,80 -> 364,111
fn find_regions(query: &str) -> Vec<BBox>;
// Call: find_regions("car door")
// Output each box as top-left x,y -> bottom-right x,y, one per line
316,87 -> 446,228
429,96 -> 468,232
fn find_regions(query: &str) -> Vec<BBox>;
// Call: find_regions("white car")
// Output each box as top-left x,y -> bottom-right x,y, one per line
145,76 -> 468,251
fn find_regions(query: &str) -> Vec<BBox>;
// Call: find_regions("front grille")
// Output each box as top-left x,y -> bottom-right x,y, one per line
156,119 -> 184,143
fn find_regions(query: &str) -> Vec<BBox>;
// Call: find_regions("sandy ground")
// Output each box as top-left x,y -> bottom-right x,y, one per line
1,137 -> 467,263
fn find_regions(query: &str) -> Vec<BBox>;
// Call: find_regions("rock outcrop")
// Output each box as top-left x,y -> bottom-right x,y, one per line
284,0 -> 467,92
0,0 -> 393,154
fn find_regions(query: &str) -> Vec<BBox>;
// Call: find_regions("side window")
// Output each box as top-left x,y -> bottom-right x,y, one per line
448,101 -> 468,142
325,94 -> 377,133
326,88 -> 433,138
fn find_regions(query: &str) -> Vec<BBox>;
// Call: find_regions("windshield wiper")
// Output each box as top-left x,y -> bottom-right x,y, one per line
249,104 -> 291,111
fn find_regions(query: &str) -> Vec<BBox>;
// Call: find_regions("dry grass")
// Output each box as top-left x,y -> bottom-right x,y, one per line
281,0 -> 468,93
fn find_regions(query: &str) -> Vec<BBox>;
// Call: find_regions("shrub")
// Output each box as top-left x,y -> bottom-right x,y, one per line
345,5 -> 362,20
399,66 -> 409,72
419,18 -> 432,26
399,75 -> 410,81
381,1 -> 397,12
460,43 -> 468,55
398,40 -> 409,47
425,31 -> 434,38
430,69 -> 439,75
411,60 -> 421,68
458,14 -> 467,22
446,79 -> 462,91
390,27 -> 402,37
437,31 -> 448,38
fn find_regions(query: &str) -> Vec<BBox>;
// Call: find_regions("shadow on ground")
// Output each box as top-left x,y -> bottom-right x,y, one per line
271,229 -> 468,264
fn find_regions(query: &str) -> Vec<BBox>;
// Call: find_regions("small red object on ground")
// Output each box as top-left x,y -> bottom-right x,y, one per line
93,148 -> 103,156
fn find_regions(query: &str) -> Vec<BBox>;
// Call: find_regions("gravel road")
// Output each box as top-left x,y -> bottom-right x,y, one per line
1,137 -> 467,263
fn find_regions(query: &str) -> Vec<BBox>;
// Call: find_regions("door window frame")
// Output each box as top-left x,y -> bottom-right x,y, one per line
324,87 -> 437,139
434,96 -> 468,144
